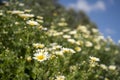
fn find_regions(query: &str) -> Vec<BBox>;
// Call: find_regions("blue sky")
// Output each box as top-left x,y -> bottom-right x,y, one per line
58,0 -> 120,43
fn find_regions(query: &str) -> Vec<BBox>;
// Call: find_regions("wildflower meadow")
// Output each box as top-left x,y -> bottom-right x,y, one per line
0,0 -> 120,80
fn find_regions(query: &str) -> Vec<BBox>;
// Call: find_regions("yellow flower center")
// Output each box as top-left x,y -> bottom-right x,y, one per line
37,55 -> 45,60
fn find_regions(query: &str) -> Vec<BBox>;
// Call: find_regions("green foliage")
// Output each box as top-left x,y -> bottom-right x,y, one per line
0,0 -> 120,80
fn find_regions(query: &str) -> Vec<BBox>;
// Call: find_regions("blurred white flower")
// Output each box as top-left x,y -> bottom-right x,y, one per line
63,35 -> 71,39
58,22 -> 67,26
75,47 -> 81,52
19,13 -> 34,19
85,41 -> 93,47
104,78 -> 109,80
62,29 -> 70,32
37,16 -> 43,19
33,43 -> 45,48
69,30 -> 77,35
55,75 -> 65,80
75,40 -> 83,46
0,13 -> 3,16
89,56 -> 100,62
26,20 -> 39,26
27,56 -> 32,62
67,39 -> 76,44
94,45 -> 101,50
24,9 -> 32,12
100,64 -> 107,70
77,25 -> 88,33
62,48 -> 75,54
52,45 -> 62,50
54,51 -> 63,56
53,32 -> 63,36
92,28 -> 98,33
9,10 -> 24,14
19,3 -> 24,6
36,19 -> 44,23
15,22 -> 19,25
108,65 -> 116,70
61,18 -> 66,21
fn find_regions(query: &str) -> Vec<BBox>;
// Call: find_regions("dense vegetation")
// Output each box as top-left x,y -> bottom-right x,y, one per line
0,0 -> 120,80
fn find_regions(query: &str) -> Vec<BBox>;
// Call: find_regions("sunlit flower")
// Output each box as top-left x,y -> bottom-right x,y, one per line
75,40 -> 83,46
62,29 -> 70,32
36,19 -> 44,23
69,65 -> 77,72
33,51 -> 49,62
37,16 -> 43,19
52,45 -> 62,50
108,65 -> 116,70
73,34 -> 79,38
33,43 -> 45,48
63,35 -> 71,39
54,51 -> 63,56
89,56 -> 100,67
58,22 -> 67,26
85,41 -> 93,47
67,39 -> 76,44
98,35 -> 105,40
92,28 -> 98,33
50,43 -> 58,46
9,10 -> 24,14
55,75 -> 65,80
69,30 -> 77,35
75,47 -> 81,52
24,9 -> 32,12
53,32 -> 63,36
62,48 -> 75,54
104,78 -> 109,80
19,3 -> 24,6
89,56 -> 100,62
83,34 -> 90,38
50,54 -> 56,59
19,13 -> 34,19
0,13 -> 3,16
77,25 -> 88,33
42,27 -> 48,31
100,64 -> 107,70
15,22 -> 19,25
93,36 -> 105,42
26,20 -> 39,26
27,56 -> 32,62
94,45 -> 101,50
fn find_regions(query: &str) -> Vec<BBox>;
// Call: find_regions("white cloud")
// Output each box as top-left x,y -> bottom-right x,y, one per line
68,0 -> 106,13
105,28 -> 115,35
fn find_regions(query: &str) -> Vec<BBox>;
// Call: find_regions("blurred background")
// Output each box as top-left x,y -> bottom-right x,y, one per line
1,0 -> 120,43
59,0 -> 120,43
